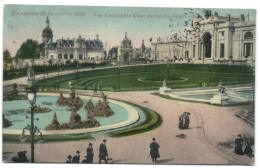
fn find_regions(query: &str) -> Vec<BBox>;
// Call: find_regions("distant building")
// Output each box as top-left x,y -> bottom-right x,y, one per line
151,41 -> 186,62
133,40 -> 151,61
41,17 -> 105,64
13,17 -> 106,69
117,32 -> 134,64
151,13 -> 256,65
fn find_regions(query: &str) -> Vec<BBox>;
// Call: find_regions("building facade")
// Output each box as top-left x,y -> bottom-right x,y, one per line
151,41 -> 186,62
151,14 -> 256,65
133,40 -> 151,60
41,17 -> 105,64
117,32 -> 134,64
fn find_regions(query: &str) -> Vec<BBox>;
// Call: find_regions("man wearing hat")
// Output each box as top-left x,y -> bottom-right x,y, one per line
99,139 -> 108,163
87,143 -> 94,163
150,138 -> 160,163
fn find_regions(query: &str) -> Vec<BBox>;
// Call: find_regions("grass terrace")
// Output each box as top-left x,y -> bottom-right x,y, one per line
37,64 -> 255,91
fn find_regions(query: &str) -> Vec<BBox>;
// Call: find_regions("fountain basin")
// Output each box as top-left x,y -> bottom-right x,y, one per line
162,86 -> 254,105
3,93 -> 140,135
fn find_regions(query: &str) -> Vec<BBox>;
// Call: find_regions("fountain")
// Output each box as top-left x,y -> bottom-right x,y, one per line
45,112 -> 60,130
161,80 -> 254,105
56,90 -> 83,111
3,93 -> 146,135
159,79 -> 171,94
46,95 -> 100,130
93,93 -> 114,117
210,84 -> 229,105
3,114 -> 12,128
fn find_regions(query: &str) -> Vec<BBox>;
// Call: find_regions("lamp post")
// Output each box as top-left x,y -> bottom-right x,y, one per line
76,63 -> 79,86
21,67 -> 43,163
167,61 -> 170,80
118,61 -> 121,91
58,59 -> 60,78
44,69 -> 46,81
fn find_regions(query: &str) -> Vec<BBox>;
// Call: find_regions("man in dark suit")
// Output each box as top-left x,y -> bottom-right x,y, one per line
86,143 -> 94,163
99,139 -> 108,163
150,138 -> 160,163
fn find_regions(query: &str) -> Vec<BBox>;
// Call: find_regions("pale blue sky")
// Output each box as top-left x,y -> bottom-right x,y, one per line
3,5 -> 256,57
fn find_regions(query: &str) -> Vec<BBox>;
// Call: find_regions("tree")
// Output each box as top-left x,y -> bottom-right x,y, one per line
15,39 -> 41,59
108,47 -> 118,59
3,49 -> 13,70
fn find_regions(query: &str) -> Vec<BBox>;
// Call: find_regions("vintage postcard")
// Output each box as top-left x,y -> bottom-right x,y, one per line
2,4 -> 255,165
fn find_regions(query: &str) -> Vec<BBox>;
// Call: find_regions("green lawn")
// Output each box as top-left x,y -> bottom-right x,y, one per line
37,64 -> 255,91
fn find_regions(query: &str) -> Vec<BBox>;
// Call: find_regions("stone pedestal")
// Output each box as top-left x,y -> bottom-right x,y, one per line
210,94 -> 229,105
159,86 -> 171,95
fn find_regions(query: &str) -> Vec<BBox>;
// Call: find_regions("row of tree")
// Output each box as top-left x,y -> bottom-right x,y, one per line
3,39 -> 43,71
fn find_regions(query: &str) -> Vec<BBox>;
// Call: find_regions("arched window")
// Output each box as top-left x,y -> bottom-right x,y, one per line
64,54 -> 68,59
79,55 -> 83,60
244,32 -> 253,39
70,54 -> 74,59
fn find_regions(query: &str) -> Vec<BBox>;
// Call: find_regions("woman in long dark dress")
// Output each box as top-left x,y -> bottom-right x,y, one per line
234,135 -> 243,155
178,115 -> 184,129
150,138 -> 160,163
184,114 -> 190,129
244,140 -> 253,157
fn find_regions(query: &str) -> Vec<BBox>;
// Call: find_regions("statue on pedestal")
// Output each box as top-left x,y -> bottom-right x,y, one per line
163,79 -> 167,87
218,80 -> 226,94
27,67 -> 35,82
159,79 -> 171,95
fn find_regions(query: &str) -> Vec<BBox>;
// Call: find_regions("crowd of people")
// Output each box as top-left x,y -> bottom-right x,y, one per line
178,112 -> 190,129
64,138 -> 161,164
65,139 -> 112,164
11,151 -> 29,163
234,134 -> 253,158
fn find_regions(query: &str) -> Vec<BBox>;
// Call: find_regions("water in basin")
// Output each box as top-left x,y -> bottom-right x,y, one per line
180,94 -> 215,100
234,90 -> 254,101
178,89 -> 254,103
3,95 -> 129,130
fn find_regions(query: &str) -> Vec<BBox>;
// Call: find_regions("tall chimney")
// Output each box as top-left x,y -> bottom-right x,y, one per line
240,14 -> 245,22
226,14 -> 231,22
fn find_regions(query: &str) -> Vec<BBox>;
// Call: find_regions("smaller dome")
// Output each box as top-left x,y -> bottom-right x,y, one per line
123,37 -> 131,44
76,35 -> 85,43
42,27 -> 53,36
122,32 -> 132,45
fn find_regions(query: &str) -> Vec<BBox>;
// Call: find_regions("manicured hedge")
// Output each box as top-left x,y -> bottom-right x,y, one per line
110,104 -> 162,137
